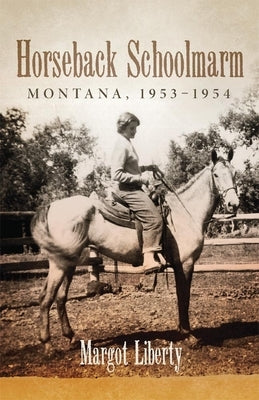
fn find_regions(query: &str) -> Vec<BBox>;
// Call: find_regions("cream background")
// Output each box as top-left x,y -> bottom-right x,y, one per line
0,2 -> 259,396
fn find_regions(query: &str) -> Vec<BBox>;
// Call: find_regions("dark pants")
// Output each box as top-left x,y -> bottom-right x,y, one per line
116,188 -> 163,253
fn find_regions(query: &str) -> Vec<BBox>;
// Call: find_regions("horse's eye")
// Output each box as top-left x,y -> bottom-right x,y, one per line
214,173 -> 218,178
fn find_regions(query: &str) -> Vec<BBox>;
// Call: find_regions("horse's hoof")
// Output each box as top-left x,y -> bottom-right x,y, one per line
184,334 -> 202,349
44,342 -> 56,358
177,327 -> 190,338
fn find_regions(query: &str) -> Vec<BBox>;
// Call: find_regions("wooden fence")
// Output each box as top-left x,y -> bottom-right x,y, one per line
0,212 -> 258,276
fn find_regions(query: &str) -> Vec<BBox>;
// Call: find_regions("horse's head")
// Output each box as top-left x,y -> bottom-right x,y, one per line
211,149 -> 239,213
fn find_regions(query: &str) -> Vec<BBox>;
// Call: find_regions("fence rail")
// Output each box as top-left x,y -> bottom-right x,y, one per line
1,261 -> 258,274
1,236 -> 259,249
1,212 -> 259,248
212,213 -> 259,221
1,212 -> 258,275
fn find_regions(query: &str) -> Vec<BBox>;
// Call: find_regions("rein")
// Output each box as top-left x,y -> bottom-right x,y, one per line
153,168 -> 194,220
153,166 -> 237,225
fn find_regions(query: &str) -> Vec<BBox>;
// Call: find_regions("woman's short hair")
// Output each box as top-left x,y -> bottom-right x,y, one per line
117,112 -> 140,133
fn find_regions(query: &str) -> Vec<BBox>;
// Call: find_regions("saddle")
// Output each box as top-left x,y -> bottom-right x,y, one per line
97,185 -> 169,230
97,194 -> 137,229
96,187 -> 171,270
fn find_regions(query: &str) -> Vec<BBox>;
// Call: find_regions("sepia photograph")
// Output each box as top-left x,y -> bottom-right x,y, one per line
0,1 -> 258,399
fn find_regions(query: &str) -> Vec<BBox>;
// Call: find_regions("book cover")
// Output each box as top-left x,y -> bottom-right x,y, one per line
0,0 -> 258,399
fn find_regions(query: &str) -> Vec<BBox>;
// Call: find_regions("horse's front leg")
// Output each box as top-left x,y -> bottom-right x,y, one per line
39,259 -> 66,355
56,266 -> 78,348
174,260 -> 194,335
174,261 -> 202,348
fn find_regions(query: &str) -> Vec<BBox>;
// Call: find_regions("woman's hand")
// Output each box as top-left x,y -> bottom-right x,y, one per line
145,165 -> 164,178
144,164 -> 159,172
140,177 -> 149,187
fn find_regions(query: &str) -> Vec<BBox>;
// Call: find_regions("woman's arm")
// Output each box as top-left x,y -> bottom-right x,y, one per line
111,142 -> 145,184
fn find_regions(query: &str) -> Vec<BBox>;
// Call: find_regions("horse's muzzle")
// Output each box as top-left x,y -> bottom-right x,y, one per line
225,189 -> 239,213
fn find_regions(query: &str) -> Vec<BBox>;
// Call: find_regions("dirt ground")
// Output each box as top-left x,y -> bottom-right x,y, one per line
0,267 -> 258,378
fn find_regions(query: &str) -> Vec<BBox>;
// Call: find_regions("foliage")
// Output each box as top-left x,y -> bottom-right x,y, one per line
219,86 -> 259,150
166,85 -> 258,215
218,86 -> 259,214
165,140 -> 188,187
34,151 -> 78,206
2,87 -> 258,215
80,162 -> 111,198
0,108 -> 27,167
166,126 -> 230,187
0,109 -> 103,210
236,160 -> 259,213
27,118 -> 97,206
0,108 -> 34,210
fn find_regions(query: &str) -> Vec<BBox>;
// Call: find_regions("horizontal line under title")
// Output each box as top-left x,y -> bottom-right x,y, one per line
17,40 -> 244,78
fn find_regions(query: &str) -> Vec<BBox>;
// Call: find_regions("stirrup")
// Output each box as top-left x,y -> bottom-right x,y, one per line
143,252 -> 166,275
144,264 -> 161,275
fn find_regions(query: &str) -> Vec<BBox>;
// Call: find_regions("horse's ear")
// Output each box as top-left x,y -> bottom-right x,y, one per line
228,148 -> 234,162
211,149 -> 218,165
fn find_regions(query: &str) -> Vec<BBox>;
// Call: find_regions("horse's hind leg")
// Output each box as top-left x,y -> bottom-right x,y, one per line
56,266 -> 76,346
39,259 -> 66,355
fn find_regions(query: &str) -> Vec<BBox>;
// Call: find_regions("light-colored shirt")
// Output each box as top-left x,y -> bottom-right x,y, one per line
111,134 -> 145,186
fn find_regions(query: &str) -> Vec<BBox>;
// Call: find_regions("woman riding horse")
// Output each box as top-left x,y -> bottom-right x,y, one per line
31,142 -> 239,353
111,112 -> 164,274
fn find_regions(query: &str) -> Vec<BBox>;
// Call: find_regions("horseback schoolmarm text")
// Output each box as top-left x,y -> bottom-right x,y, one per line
17,39 -> 244,79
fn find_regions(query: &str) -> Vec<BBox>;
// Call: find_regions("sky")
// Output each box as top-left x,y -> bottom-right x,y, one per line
1,0 -> 258,171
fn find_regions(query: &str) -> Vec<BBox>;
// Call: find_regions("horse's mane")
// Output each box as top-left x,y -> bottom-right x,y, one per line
176,166 -> 211,195
175,157 -> 228,195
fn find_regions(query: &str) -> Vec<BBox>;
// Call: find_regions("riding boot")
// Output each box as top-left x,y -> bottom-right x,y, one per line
143,252 -> 161,275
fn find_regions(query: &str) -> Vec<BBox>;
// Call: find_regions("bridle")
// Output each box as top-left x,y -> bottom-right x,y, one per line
210,161 -> 238,214
218,186 -> 237,199
153,162 -> 238,222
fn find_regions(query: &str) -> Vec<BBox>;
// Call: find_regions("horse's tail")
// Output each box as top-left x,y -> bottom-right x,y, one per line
31,196 -> 97,261
31,205 -> 80,261
31,205 -> 59,255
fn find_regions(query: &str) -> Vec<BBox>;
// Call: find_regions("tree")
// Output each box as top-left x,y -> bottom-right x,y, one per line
166,127 -> 230,187
166,140 -> 188,187
28,118 -> 98,206
165,84 -> 258,216
219,86 -> 259,150
236,160 -> 259,213
0,108 -> 33,210
219,86 -> 259,213
35,151 -> 78,206
80,162 -> 111,198
1,111 -> 99,210
31,118 -> 96,159
0,108 -> 27,167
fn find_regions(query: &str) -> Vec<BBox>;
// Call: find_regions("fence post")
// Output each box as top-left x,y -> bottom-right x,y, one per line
88,245 -> 100,281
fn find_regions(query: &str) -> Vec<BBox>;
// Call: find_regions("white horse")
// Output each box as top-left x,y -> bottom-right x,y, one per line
31,149 -> 239,354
